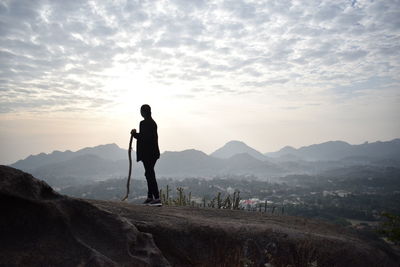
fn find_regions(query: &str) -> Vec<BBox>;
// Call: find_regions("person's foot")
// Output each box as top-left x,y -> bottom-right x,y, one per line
148,198 -> 162,207
143,198 -> 153,205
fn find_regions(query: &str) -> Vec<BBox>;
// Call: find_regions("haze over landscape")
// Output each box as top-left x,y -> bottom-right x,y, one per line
1,0 -> 400,164
9,139 -> 400,185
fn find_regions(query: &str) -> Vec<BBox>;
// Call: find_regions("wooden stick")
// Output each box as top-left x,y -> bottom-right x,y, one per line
122,133 -> 134,201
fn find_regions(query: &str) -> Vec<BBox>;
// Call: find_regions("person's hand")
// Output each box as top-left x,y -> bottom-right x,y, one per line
131,129 -> 136,135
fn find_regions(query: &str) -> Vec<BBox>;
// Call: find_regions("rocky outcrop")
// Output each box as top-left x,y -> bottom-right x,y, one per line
91,200 -> 399,267
0,165 -> 169,267
1,165 -> 399,266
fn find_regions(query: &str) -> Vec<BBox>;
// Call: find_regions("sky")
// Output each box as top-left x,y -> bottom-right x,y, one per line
0,0 -> 399,164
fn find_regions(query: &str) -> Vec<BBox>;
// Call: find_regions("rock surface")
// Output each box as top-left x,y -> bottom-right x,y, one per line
0,165 -> 170,267
1,165 -> 399,266
90,200 -> 399,267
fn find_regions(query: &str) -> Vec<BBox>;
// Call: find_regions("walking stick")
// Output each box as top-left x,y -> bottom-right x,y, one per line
122,132 -> 134,201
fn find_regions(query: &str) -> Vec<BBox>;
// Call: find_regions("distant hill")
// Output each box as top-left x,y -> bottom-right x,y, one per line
211,140 -> 267,160
11,143 -> 128,171
32,154 -> 128,181
156,149 -> 221,176
9,145 -> 286,187
157,149 -> 285,177
266,139 -> 400,161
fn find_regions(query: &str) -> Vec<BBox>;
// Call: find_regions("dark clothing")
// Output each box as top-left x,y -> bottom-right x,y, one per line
133,117 -> 160,199
143,158 -> 159,199
132,118 -> 160,162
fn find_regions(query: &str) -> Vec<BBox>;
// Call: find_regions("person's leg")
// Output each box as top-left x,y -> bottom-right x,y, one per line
143,160 -> 154,199
143,159 -> 159,199
148,159 -> 159,199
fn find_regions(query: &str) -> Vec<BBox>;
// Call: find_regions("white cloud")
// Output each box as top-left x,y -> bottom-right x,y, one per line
0,0 -> 399,162
1,1 -> 397,105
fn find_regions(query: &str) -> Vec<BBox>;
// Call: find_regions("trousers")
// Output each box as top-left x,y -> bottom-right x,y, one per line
143,159 -> 159,199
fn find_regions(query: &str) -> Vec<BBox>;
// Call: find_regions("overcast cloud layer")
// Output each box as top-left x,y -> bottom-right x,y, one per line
0,0 -> 399,163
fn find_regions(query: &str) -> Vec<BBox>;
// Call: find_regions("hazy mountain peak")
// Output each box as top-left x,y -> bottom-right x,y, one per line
279,146 -> 296,152
163,149 -> 208,157
267,139 -> 400,161
226,140 -> 247,146
76,143 -> 120,152
11,143 -> 128,171
310,140 -> 350,147
211,140 -> 266,161
390,138 -> 400,144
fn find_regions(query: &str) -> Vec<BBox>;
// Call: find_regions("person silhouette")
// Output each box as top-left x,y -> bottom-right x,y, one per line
131,104 -> 161,206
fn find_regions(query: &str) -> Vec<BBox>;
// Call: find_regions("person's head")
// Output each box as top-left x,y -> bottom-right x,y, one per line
140,104 -> 152,118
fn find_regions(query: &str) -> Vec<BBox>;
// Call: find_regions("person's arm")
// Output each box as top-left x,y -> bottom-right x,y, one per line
131,121 -> 143,139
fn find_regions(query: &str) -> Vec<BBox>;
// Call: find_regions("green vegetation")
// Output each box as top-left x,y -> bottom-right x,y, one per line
379,212 -> 400,245
159,185 -> 242,210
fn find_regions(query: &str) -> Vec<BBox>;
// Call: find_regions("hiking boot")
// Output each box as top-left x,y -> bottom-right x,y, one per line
143,198 -> 153,205
148,198 -> 162,207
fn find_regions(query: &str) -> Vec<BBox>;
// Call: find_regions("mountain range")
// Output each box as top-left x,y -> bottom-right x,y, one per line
266,139 -> 400,161
9,139 -> 400,187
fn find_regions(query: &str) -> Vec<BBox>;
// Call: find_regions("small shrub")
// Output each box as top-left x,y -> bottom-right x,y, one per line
379,212 -> 400,245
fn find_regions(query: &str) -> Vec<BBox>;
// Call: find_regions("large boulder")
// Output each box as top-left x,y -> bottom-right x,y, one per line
0,165 -> 170,266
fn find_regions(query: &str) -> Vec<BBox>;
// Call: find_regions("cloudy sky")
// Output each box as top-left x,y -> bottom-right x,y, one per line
1,0 -> 399,164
